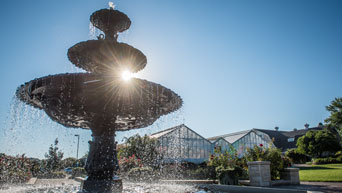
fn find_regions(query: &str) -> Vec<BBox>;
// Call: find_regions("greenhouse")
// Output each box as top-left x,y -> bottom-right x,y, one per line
150,124 -> 322,163
150,124 -> 231,163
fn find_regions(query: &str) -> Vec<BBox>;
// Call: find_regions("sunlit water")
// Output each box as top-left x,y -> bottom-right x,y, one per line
1,96 -> 90,158
0,182 -> 207,193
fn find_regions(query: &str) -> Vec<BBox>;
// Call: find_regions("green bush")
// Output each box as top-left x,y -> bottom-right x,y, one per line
245,145 -> 286,180
72,167 -> 87,178
285,149 -> 310,164
207,146 -> 244,184
188,167 -> 216,180
127,167 -> 155,182
118,134 -> 163,169
216,165 -> 243,185
267,147 -> 284,179
335,151 -> 342,157
53,171 -> 66,178
0,153 -> 32,183
37,171 -> 66,179
313,157 -> 342,164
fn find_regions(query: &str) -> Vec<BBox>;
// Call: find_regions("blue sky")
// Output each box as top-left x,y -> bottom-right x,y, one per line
0,0 -> 341,159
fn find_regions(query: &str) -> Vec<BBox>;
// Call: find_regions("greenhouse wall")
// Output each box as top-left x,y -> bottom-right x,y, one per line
158,125 -> 214,164
232,130 -> 273,157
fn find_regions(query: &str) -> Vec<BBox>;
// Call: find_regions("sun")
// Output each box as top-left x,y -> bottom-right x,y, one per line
121,70 -> 133,81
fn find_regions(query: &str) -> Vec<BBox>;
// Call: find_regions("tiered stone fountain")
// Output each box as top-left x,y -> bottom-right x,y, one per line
16,5 -> 182,193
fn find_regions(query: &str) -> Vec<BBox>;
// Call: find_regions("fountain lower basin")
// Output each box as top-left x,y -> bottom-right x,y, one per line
16,73 -> 182,133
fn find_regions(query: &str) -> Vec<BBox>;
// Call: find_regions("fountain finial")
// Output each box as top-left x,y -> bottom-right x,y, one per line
109,2 -> 115,10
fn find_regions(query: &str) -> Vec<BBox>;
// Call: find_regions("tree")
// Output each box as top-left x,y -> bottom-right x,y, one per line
61,157 -> 77,168
44,138 -> 64,172
296,130 -> 341,158
325,97 -> 342,148
118,134 -> 162,168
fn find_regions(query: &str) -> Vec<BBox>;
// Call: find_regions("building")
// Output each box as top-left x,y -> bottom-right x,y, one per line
150,124 -> 231,164
150,124 -> 323,163
208,129 -> 274,157
208,126 -> 323,156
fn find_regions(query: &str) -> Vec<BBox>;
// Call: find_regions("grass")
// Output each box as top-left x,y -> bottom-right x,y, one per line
297,164 -> 342,182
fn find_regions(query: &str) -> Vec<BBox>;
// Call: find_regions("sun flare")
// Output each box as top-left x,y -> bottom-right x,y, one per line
121,70 -> 133,81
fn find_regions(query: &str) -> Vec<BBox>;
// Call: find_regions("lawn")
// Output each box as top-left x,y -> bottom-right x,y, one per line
297,164 -> 342,182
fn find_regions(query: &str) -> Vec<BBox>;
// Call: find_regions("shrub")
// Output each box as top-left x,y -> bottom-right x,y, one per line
118,154 -> 142,173
118,134 -> 163,169
282,156 -> 292,168
72,167 -> 87,178
127,167 -> 155,182
37,171 -> 66,179
61,157 -> 77,168
158,163 -> 185,179
245,145 -> 286,180
207,146 -> 244,184
0,153 -> 32,183
188,167 -> 216,180
216,165 -> 244,185
285,149 -> 310,164
266,147 -> 284,179
335,151 -> 342,158
312,157 -> 342,164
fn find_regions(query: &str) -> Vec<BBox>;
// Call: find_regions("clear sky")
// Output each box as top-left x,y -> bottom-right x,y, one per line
0,0 -> 341,159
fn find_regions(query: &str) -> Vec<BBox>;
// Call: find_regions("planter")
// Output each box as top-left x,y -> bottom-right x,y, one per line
217,167 -> 243,185
280,168 -> 299,185
247,161 -> 271,187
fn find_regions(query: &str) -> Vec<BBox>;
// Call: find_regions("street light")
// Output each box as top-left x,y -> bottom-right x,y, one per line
75,134 -> 80,159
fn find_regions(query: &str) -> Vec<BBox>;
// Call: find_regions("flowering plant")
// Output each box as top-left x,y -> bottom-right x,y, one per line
0,153 -> 32,183
118,154 -> 142,172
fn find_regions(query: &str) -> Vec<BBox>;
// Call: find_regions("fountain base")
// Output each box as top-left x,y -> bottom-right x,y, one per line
81,176 -> 123,193
83,134 -> 121,192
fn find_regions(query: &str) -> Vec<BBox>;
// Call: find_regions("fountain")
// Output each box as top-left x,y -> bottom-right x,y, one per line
16,4 -> 182,193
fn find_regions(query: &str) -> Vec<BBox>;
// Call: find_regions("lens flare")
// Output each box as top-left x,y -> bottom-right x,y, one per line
121,70 -> 132,81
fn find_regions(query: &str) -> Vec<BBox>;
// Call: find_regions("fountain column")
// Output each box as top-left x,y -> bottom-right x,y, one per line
83,131 -> 122,192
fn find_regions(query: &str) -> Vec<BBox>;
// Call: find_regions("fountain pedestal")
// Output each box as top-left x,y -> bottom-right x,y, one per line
82,135 -> 122,193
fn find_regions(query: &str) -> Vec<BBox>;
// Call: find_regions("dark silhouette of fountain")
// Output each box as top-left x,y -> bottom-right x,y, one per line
16,6 -> 182,193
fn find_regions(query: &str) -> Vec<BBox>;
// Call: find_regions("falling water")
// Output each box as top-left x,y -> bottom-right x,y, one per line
0,182 -> 206,193
88,22 -> 105,40
116,106 -> 185,143
88,22 -> 96,40
2,96 -> 89,159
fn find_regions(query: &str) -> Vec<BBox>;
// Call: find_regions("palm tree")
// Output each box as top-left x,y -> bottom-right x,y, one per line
325,97 -> 342,148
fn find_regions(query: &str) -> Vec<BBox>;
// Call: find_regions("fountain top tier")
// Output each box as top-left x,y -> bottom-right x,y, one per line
90,8 -> 131,40
68,8 -> 147,74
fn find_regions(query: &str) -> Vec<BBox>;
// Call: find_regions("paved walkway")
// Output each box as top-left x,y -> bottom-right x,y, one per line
274,181 -> 342,193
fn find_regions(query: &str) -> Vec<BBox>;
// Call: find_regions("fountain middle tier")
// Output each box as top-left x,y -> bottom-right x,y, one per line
16,73 -> 182,134
68,40 -> 147,74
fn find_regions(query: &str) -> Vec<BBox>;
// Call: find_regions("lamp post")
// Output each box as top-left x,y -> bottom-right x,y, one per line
75,134 -> 80,159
